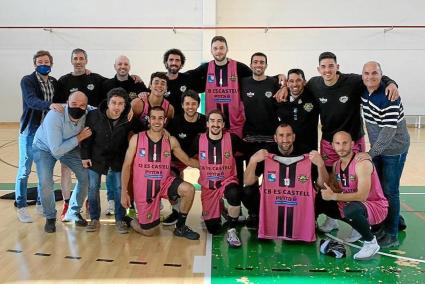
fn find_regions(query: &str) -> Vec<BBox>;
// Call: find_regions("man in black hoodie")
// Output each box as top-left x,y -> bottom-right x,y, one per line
80,87 -> 143,233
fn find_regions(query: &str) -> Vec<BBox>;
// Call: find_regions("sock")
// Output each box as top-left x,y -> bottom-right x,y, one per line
229,217 -> 238,229
176,213 -> 188,228
122,215 -> 133,227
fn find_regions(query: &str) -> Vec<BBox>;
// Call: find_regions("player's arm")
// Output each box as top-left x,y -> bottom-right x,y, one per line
244,149 -> 268,186
121,134 -> 137,208
308,150 -> 328,188
170,136 -> 199,168
166,105 -> 175,124
130,98 -> 145,117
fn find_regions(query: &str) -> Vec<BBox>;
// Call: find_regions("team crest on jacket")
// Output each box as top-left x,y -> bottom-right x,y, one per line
265,91 -> 273,98
180,85 -> 187,92
164,91 -> 170,97
224,151 -> 231,159
164,151 -> 171,157
304,103 -> 314,112
267,172 -> 276,182
339,96 -> 349,103
200,151 -> 206,160
230,74 -> 237,81
246,92 -> 254,98
207,74 -> 215,83
87,84 -> 94,91
319,97 -> 328,104
298,175 -> 309,183
139,148 -> 146,157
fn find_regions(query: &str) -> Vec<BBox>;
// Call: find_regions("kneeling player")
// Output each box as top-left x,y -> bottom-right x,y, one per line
121,106 -> 199,240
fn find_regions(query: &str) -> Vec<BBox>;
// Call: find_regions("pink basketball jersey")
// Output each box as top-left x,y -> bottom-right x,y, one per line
198,132 -> 238,189
205,59 -> 245,138
139,95 -> 170,126
259,154 -> 316,242
334,154 -> 388,225
132,132 -> 172,223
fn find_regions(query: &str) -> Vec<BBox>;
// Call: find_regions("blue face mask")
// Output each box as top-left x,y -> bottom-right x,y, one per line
36,65 -> 51,75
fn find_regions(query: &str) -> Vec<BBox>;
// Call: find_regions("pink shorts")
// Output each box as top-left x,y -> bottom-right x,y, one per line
320,136 -> 365,167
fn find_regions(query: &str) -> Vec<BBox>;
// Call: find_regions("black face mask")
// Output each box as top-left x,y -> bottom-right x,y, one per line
68,106 -> 86,119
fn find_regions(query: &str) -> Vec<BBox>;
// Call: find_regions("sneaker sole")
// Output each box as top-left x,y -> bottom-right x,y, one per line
162,220 -> 178,226
353,247 -> 380,260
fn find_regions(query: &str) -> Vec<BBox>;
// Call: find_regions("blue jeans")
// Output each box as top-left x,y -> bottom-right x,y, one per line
88,169 -> 125,221
15,128 -> 41,208
33,146 -> 88,220
106,170 -> 115,201
373,152 -> 408,237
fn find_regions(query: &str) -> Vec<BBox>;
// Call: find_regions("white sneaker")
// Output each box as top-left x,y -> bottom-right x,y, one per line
344,228 -> 362,243
353,236 -> 380,260
318,217 -> 339,233
17,207 -> 33,223
36,203 -> 44,216
226,228 -> 241,248
105,200 -> 115,216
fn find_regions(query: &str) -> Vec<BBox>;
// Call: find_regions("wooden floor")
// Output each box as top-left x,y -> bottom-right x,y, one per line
0,123 -> 424,283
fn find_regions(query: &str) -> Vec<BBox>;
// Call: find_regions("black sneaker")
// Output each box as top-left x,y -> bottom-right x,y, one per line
399,215 -> 407,231
378,234 -> 400,249
74,213 -> 88,227
44,218 -> 56,233
162,210 -> 178,226
374,227 -> 386,241
174,225 -> 200,240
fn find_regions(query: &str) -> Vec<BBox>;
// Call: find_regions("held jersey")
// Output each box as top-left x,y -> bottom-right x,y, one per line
198,132 -> 238,189
205,59 -> 245,138
259,154 -> 316,242
335,155 -> 388,225
139,95 -> 170,128
132,132 -> 172,203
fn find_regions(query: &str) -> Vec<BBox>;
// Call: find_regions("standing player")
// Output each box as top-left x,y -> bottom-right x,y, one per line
244,123 -> 328,241
306,52 -> 398,233
162,90 -> 206,226
121,106 -> 200,239
316,131 -> 388,260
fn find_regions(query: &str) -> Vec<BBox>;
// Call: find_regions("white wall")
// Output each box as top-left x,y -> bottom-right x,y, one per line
1,0 -> 425,121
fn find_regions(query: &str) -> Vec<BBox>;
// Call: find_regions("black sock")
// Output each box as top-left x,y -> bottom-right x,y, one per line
65,199 -> 70,204
176,213 -> 188,228
123,215 -> 133,227
229,217 -> 238,229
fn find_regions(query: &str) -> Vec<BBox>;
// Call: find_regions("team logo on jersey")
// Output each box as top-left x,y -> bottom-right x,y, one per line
164,91 -> 171,97
70,87 -> 78,93
200,151 -> 207,160
147,212 -> 152,220
87,84 -> 94,91
339,96 -> 349,103
319,97 -> 328,104
224,151 -> 231,159
246,92 -> 254,98
178,133 -> 187,139
304,103 -> 314,112
207,74 -> 215,83
265,91 -> 273,98
164,151 -> 171,157
267,172 -> 276,182
139,148 -> 146,157
349,175 -> 356,181
298,175 -> 309,183
230,74 -> 237,81
180,85 -> 187,92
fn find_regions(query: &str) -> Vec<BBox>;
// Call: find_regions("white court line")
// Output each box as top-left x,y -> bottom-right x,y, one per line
193,233 -> 212,284
325,233 -> 425,264
400,193 -> 425,195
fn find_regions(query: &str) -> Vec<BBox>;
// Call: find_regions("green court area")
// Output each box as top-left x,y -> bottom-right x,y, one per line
211,187 -> 425,283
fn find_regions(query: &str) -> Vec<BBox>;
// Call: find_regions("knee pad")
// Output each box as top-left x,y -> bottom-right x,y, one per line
224,184 -> 241,206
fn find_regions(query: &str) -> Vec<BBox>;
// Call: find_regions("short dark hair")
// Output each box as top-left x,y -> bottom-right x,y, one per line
181,89 -> 200,105
211,36 -> 228,47
287,68 -> 306,80
106,87 -> 129,104
319,51 -> 337,63
33,50 -> 53,65
207,109 -> 226,122
163,48 -> 186,67
71,48 -> 88,60
275,123 -> 294,134
149,106 -> 166,117
150,72 -> 168,85
250,52 -> 267,64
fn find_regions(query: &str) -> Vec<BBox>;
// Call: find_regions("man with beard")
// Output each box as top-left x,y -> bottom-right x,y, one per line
32,91 -> 93,233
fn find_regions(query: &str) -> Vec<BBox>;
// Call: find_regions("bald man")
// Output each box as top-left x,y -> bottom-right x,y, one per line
315,131 -> 388,260
359,61 -> 410,248
33,91 -> 93,233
